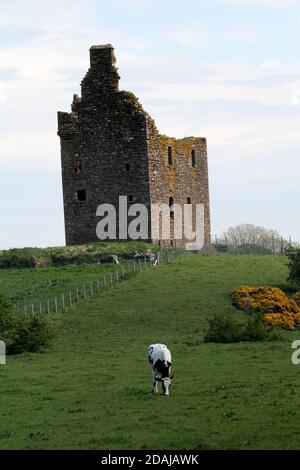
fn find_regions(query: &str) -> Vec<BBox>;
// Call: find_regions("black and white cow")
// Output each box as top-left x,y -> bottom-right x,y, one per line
148,344 -> 173,396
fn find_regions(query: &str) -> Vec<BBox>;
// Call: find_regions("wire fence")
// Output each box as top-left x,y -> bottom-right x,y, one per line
15,249 -> 178,317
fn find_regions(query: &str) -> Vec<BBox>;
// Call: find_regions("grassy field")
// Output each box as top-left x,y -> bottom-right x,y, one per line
0,263 -> 123,309
0,254 -> 300,450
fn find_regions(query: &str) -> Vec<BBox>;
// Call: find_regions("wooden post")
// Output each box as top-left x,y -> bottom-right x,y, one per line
116,271 -> 119,284
97,279 -> 100,293
24,305 -> 27,316
122,265 -> 125,278
139,259 -> 142,272
62,294 -> 65,311
39,302 -> 42,314
110,272 -> 113,286
69,291 -> 72,306
31,304 -> 35,316
104,276 -> 107,289
90,281 -> 93,295
55,297 -> 58,313
47,300 -> 50,314
83,285 -> 86,300
76,288 -> 79,302
133,261 -> 136,272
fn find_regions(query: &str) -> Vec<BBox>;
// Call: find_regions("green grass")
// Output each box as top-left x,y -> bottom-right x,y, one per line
0,264 -> 123,308
1,254 -> 300,450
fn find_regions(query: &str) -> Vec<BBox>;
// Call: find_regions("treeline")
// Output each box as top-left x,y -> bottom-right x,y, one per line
215,224 -> 298,255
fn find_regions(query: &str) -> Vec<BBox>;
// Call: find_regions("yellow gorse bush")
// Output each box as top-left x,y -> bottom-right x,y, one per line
232,286 -> 300,330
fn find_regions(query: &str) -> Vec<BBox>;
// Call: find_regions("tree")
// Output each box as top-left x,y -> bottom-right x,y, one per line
0,293 -> 52,354
219,224 -> 290,253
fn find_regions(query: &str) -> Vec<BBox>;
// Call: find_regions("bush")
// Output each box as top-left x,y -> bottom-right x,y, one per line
243,315 -> 279,341
292,291 -> 300,306
204,314 -> 242,343
204,313 -> 279,344
0,293 -> 52,354
233,285 -> 300,330
287,249 -> 300,286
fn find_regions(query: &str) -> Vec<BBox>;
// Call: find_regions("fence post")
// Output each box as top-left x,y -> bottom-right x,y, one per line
83,285 -> 87,300
110,272 -> 113,286
39,302 -> 42,314
90,281 -> 93,295
24,305 -> 27,316
144,257 -> 147,270
116,271 -> 119,285
104,275 -> 107,289
69,291 -> 72,307
97,279 -> 100,294
139,259 -> 142,272
31,304 -> 35,316
76,288 -> 79,302
133,261 -> 136,272
55,297 -> 58,314
122,265 -> 125,278
62,294 -> 65,311
47,300 -> 50,314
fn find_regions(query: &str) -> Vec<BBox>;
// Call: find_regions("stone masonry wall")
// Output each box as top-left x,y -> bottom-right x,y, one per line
58,45 -> 211,247
146,117 -> 211,247
58,45 -> 151,245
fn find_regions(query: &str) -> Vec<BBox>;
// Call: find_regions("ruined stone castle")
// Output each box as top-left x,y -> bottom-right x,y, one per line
58,45 -> 211,247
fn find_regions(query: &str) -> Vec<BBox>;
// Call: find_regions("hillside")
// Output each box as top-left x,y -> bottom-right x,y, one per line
0,254 -> 300,450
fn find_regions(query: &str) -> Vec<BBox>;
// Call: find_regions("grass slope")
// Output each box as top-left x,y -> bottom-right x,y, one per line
0,264 -> 121,308
1,255 -> 300,450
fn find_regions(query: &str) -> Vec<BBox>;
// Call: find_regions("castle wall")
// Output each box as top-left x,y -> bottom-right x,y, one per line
58,45 -> 151,245
146,118 -> 211,247
58,45 -> 211,247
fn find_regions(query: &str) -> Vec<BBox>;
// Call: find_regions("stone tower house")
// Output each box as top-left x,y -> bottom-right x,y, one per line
58,45 -> 211,247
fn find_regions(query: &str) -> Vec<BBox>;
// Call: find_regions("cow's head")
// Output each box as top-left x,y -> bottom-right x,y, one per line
156,374 -> 173,396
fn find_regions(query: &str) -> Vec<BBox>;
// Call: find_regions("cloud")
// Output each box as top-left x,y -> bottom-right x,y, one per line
165,25 -> 207,47
0,0 -> 300,246
224,27 -> 262,44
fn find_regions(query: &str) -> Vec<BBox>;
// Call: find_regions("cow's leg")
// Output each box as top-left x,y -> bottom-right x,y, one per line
152,370 -> 158,394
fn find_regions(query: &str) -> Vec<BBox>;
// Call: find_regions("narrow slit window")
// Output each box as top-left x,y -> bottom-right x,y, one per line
76,189 -> 86,202
187,197 -> 191,204
125,163 -> 130,172
168,146 -> 173,166
74,159 -> 83,175
192,149 -> 196,167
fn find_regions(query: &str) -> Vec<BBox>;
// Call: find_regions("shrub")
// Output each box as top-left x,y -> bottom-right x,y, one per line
292,291 -> 300,306
204,314 -> 242,343
204,313 -> 279,343
233,286 -> 300,330
243,315 -> 280,341
287,249 -> 300,285
0,293 -> 52,354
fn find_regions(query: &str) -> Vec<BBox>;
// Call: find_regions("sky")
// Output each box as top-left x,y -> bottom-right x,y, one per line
0,0 -> 300,248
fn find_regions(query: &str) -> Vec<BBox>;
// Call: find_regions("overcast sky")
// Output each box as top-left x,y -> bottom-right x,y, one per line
0,0 -> 300,248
